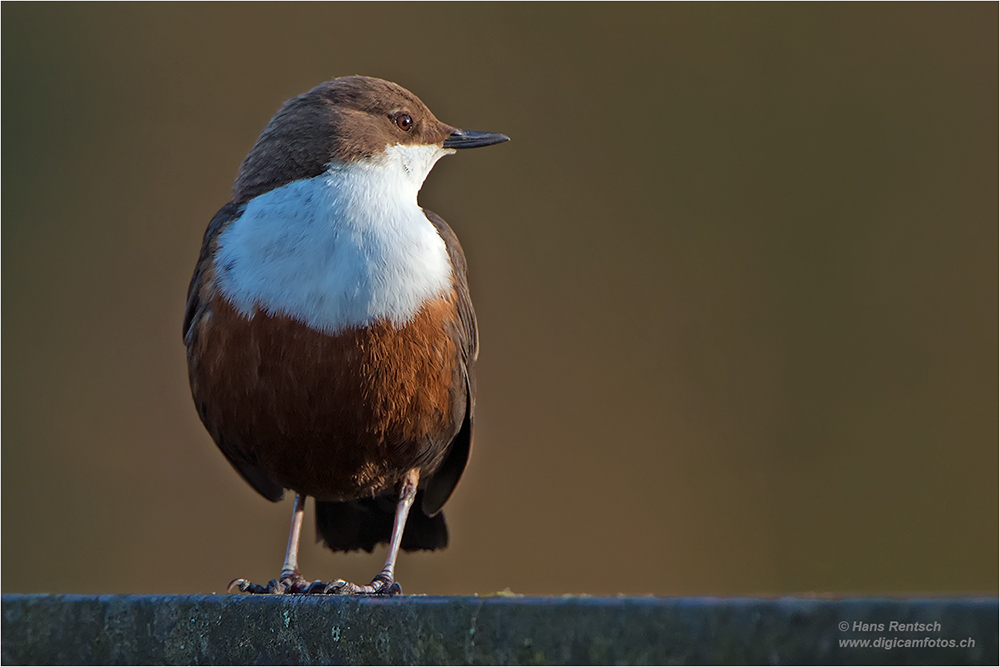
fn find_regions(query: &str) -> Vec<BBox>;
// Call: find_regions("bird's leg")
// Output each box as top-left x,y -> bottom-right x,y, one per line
274,492 -> 325,592
229,493 -> 328,594
280,493 -> 306,578
230,471 -> 420,596
328,468 -> 420,596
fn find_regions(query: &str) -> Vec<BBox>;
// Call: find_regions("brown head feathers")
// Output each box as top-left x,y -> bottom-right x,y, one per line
234,76 -> 456,204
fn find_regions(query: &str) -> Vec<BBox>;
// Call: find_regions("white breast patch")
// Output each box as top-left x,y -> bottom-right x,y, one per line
214,144 -> 455,334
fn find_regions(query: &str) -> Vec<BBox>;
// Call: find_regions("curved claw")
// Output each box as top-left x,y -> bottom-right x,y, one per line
228,578 -> 271,594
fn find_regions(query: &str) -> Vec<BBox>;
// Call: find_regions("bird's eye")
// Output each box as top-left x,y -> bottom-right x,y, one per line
394,113 -> 413,132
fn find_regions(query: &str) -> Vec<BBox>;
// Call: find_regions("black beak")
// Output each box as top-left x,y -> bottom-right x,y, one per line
443,129 -> 510,149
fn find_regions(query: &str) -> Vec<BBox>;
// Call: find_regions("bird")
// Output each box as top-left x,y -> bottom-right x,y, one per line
182,76 -> 508,595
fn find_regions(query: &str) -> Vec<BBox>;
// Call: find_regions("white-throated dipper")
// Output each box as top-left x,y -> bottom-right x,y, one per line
183,76 -> 507,595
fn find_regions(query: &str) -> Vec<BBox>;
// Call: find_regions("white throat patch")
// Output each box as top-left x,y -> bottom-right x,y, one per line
214,144 -> 455,334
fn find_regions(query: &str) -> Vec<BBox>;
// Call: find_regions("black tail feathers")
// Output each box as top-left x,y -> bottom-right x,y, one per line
314,491 -> 448,553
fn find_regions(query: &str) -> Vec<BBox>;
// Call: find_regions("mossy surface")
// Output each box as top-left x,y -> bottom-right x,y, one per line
2,594 -> 997,665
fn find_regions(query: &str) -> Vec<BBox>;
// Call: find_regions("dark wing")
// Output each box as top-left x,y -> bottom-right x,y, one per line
183,202 -> 285,502
420,208 -> 478,516
183,201 -> 244,344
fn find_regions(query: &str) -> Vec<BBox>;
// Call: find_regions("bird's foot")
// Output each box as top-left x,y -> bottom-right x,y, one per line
228,569 -> 401,596
327,571 -> 402,596
227,569 -> 331,595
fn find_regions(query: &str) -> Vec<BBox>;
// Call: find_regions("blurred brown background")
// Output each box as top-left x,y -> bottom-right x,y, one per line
3,4 -> 996,596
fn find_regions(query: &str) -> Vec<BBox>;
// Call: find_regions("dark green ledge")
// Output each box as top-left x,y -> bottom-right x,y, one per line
2,594 -> 997,665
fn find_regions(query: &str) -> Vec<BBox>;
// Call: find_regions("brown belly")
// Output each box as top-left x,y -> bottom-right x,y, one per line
187,291 -> 464,501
